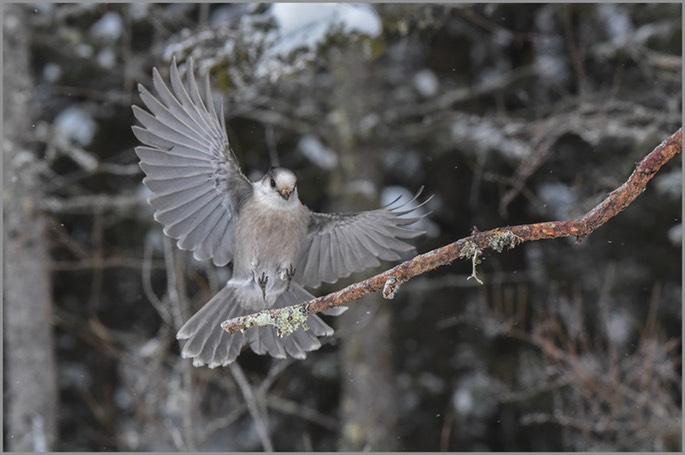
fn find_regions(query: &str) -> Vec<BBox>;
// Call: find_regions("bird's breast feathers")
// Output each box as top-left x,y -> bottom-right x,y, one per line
232,193 -> 310,272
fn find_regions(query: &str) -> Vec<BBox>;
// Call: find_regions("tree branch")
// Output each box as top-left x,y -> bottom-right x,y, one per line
221,128 -> 681,336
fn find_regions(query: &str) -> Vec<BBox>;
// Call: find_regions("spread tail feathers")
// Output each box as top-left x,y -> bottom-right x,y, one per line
176,282 -> 334,368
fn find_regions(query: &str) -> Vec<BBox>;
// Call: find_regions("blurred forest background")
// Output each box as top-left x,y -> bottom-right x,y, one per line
3,3 -> 682,452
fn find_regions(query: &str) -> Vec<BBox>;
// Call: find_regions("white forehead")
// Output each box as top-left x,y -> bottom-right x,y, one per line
274,169 -> 297,188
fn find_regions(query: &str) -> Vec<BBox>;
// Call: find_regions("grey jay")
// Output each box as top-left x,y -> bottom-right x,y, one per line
132,58 -> 427,368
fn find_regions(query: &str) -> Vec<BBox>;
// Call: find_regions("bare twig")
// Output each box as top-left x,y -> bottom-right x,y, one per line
50,256 -> 166,271
142,240 -> 171,325
266,395 -> 338,431
221,128 -> 681,336
40,194 -> 143,213
162,237 -> 197,451
229,363 -> 274,452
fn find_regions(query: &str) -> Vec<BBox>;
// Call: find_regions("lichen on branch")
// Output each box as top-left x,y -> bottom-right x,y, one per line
221,128 -> 682,336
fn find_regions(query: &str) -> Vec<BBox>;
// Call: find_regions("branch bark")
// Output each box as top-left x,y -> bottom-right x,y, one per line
221,128 -> 681,336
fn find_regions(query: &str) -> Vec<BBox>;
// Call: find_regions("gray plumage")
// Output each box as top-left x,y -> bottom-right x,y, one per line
132,57 -> 429,367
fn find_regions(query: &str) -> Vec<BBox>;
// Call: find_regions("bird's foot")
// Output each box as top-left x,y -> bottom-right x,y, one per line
255,272 -> 269,301
280,264 -> 296,291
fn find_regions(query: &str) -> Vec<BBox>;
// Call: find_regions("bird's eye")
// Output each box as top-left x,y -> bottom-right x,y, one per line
270,178 -> 276,188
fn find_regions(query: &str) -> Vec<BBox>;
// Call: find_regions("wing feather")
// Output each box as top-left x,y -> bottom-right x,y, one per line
138,88 -> 201,139
162,197 -> 222,239
144,173 -> 212,196
295,190 -> 430,288
139,163 -> 211,180
155,185 -> 218,221
193,208 -> 230,261
177,199 -> 226,251
133,57 -> 252,266
330,227 -> 353,273
317,232 -> 334,284
301,234 -> 321,282
148,184 -> 215,212
132,106 -> 209,151
135,146 -> 210,167
342,221 -> 382,269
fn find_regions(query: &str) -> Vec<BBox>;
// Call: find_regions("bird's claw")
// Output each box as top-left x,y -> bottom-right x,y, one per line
256,272 -> 268,301
281,264 -> 296,291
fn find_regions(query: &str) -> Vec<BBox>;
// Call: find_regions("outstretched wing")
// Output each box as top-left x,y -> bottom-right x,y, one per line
295,190 -> 430,288
132,57 -> 252,266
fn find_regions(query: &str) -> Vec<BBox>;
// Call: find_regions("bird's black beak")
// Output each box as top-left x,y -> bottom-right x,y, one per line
279,188 -> 292,200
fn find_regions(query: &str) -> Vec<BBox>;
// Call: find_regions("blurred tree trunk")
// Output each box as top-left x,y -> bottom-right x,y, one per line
338,294 -> 398,451
329,48 -> 399,451
3,4 -> 58,451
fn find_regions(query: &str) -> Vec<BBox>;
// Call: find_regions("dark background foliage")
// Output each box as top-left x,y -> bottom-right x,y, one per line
3,3 -> 682,451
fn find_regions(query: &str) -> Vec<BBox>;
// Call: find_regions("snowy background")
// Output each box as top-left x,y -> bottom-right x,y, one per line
3,3 -> 682,451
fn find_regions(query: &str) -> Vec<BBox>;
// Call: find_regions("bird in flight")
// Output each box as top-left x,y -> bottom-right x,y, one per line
132,57 -> 428,368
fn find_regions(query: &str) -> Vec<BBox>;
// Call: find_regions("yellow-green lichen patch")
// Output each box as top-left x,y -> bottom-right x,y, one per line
458,240 -> 481,260
488,230 -> 524,252
269,305 -> 310,337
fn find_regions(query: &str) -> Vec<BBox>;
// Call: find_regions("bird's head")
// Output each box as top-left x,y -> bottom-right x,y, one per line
259,167 -> 298,202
